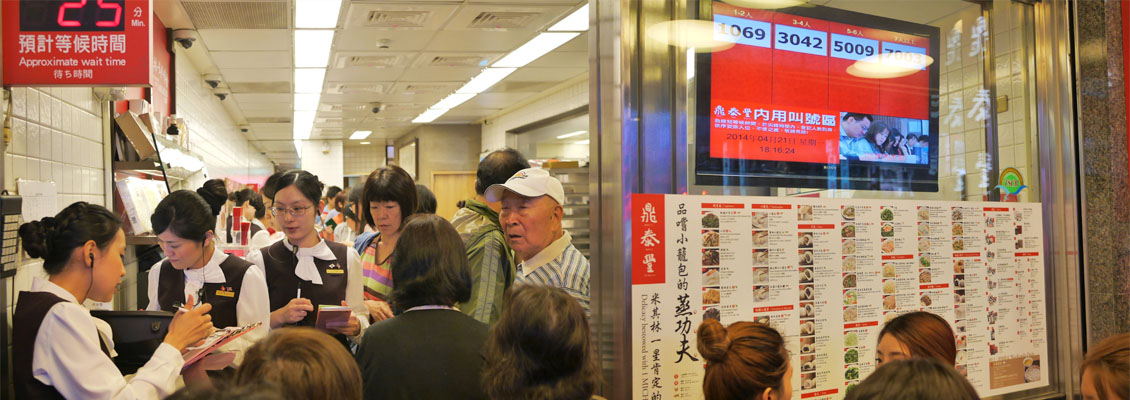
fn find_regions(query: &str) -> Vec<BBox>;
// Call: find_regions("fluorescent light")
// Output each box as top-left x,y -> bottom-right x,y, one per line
548,5 -> 589,32
575,139 -> 590,145
360,141 -> 371,145
456,68 -> 516,94
294,68 -> 326,93
295,30 -> 335,68
433,93 -> 476,110
350,130 -> 372,140
294,139 -> 303,154
296,0 -> 343,28
556,130 -> 587,139
412,109 -> 448,124
493,32 -> 579,68
293,111 -> 315,140
294,93 -> 321,111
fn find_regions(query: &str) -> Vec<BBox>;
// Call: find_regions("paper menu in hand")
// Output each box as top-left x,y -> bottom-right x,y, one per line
315,305 -> 352,331
181,321 -> 261,369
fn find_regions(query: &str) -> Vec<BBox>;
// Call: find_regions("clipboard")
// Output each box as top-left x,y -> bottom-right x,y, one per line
181,321 -> 261,369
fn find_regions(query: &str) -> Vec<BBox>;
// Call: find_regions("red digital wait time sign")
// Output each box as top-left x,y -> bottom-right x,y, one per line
3,0 -> 153,86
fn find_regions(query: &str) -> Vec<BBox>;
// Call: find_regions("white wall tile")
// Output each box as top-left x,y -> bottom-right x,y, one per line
39,90 -> 51,124
11,87 -> 27,118
39,129 -> 52,161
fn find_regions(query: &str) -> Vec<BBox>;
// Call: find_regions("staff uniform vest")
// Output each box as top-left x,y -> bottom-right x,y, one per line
155,255 -> 254,329
13,291 -> 111,399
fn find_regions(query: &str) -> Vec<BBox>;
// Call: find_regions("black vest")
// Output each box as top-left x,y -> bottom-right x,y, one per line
248,221 -> 263,240
260,240 -> 349,328
226,214 -> 233,243
155,254 -> 254,329
14,291 -> 111,399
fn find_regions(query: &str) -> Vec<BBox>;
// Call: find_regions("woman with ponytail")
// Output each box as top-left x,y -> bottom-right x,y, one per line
697,318 -> 793,400
13,202 -> 215,399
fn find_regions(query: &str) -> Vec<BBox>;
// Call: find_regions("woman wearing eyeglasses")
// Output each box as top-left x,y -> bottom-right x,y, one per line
246,170 -> 370,348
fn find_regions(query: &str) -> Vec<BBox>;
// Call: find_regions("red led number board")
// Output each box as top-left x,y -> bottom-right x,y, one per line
708,2 -> 931,165
3,0 -> 152,86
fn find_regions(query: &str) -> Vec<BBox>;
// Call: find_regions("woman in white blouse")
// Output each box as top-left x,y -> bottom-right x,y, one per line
146,190 -> 271,362
245,169 -> 369,346
245,190 -> 284,251
14,202 -> 214,399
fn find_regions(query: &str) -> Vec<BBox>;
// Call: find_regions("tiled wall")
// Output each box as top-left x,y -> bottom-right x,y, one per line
344,144 -> 386,176
174,48 -> 273,190
299,140 -> 344,188
481,75 -> 588,153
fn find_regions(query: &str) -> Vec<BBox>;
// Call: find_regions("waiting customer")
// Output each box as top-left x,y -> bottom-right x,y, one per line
454,148 -> 529,324
698,319 -> 792,400
482,285 -> 598,400
352,166 -> 418,323
355,214 -> 487,400
234,327 -> 362,400
415,184 -> 437,214
844,358 -> 978,400
1080,332 -> 1129,400
485,167 -> 590,315
876,311 -> 957,366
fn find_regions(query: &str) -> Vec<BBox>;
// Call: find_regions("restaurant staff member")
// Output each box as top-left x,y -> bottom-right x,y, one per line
146,190 -> 271,358
14,202 -> 214,399
246,170 -> 369,346
245,190 -> 284,251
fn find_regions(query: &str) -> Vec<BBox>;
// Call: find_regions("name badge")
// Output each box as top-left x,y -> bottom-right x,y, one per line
215,290 -> 235,297
326,269 -> 344,275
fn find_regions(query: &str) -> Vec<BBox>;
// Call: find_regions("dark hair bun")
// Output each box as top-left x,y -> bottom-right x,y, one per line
18,217 -> 56,259
697,318 -> 731,363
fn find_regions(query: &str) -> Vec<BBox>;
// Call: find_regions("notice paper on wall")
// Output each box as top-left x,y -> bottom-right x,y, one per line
16,180 -> 57,222
630,194 -> 1048,400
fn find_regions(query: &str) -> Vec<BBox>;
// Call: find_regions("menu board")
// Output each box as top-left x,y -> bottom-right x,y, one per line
631,194 -> 1048,399
694,2 -> 940,191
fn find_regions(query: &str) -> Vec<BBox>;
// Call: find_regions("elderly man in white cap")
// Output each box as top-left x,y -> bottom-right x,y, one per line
485,168 -> 590,315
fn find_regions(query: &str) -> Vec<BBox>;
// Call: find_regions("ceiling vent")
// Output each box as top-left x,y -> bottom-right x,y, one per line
399,83 -> 457,95
365,11 -> 430,28
427,56 -> 488,68
467,11 -> 540,30
336,55 -> 403,68
327,83 -> 389,95
183,1 -> 288,29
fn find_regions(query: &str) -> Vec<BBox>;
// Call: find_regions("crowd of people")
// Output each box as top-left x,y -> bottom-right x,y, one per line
11,147 -> 1127,400
838,112 -> 930,163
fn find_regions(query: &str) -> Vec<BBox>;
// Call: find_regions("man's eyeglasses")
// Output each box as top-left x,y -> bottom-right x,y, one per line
270,205 -> 313,217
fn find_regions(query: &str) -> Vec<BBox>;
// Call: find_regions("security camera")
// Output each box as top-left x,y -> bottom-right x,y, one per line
377,39 -> 391,49
214,88 -> 231,101
173,29 -> 198,49
368,102 -> 384,114
203,74 -> 222,89
238,124 -> 251,133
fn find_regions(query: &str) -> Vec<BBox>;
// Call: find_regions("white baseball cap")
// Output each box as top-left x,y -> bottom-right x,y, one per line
484,168 -> 565,205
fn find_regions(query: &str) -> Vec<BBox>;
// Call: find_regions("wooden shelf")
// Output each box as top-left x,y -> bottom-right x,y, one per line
113,160 -> 161,172
125,235 -> 159,246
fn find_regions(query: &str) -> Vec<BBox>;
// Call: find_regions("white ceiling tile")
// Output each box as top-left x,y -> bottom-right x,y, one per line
325,68 -> 406,83
234,93 -> 293,103
241,109 -> 292,118
555,32 -> 588,52
397,66 -> 482,82
236,101 -> 291,111
426,31 -> 530,52
335,29 -> 437,52
505,67 -> 586,82
465,92 -> 538,108
199,29 -> 290,51
524,51 -> 587,68
212,51 -> 291,69
221,68 -> 293,83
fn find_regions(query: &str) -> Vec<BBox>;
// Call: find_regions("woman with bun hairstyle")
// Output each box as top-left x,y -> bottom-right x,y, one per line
1080,332 -> 1129,400
246,169 -> 369,346
875,311 -> 957,366
697,319 -> 792,400
245,190 -> 283,251
13,202 -> 215,399
146,190 -> 271,361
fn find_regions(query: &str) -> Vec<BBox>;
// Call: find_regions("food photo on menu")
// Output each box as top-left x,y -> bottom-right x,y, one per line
842,206 -> 856,220
843,256 -> 857,271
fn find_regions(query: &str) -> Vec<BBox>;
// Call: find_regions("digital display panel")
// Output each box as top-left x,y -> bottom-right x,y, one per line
19,0 -> 127,32
695,2 -> 940,191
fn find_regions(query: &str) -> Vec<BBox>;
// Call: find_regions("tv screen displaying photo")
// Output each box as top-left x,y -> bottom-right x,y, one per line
695,1 -> 940,191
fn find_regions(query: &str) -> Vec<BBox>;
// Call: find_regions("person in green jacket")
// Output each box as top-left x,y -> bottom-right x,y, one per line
453,149 -> 529,324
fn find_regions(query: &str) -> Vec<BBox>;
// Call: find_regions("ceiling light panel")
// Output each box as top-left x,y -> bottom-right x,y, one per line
493,32 -> 580,68
547,5 -> 589,31
294,30 -> 336,68
456,67 -> 516,94
432,93 -> 476,109
294,94 -> 321,111
412,109 -> 448,123
294,69 -> 327,93
296,0 -> 343,28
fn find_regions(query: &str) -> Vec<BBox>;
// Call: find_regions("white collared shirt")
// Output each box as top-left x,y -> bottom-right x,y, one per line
248,219 -> 280,252
145,247 -> 271,362
516,231 -> 591,315
246,238 -> 370,341
28,277 -> 183,399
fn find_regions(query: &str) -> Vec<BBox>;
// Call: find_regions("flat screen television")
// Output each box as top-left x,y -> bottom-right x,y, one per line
694,1 -> 941,191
